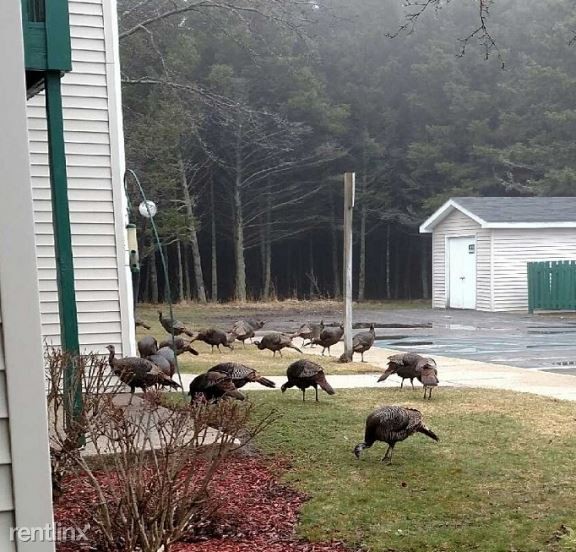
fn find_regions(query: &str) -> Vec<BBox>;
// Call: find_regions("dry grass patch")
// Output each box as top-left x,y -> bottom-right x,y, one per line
135,305 -> 382,376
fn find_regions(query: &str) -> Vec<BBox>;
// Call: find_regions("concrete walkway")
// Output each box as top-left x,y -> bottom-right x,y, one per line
177,342 -> 576,402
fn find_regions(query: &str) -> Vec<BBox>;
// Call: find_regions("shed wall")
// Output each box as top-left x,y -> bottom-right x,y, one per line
27,0 -> 134,354
492,229 -> 576,311
431,210 -> 492,310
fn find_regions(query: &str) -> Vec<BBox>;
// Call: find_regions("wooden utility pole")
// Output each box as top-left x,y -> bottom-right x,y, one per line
343,172 -> 355,361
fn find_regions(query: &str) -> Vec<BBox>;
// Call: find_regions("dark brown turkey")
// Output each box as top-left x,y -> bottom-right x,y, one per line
208,362 -> 276,389
311,323 -> 344,356
254,333 -> 302,357
352,324 -> 376,362
354,406 -> 439,464
418,362 -> 439,399
158,336 -> 199,356
158,310 -> 194,337
188,372 -> 245,403
137,335 -> 158,358
190,328 -> 234,352
377,352 -> 435,390
106,344 -> 180,404
281,360 -> 335,402
293,320 -> 324,347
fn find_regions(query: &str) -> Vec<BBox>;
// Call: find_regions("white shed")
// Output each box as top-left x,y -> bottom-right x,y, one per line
26,0 -> 135,355
419,197 -> 576,312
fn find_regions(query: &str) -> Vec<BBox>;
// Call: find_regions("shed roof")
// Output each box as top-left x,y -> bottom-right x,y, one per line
420,197 -> 576,233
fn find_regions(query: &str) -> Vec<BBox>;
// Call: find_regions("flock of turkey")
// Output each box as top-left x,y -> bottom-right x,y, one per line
110,311 -> 440,463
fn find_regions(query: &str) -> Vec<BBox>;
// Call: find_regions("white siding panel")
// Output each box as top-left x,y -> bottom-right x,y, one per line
0,422 -> 11,465
476,230 -> 492,311
27,0 -> 125,353
431,210 -> 487,309
0,512 -> 16,552
0,466 -> 14,512
492,229 -> 576,311
0,376 -> 7,417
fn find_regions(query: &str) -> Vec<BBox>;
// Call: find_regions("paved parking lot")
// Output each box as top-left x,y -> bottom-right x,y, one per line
369,308 -> 576,374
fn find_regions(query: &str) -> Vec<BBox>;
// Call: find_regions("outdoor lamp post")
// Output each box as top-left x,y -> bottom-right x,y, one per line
125,170 -> 185,393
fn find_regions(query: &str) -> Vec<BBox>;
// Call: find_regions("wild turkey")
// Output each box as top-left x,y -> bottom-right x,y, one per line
155,346 -> 178,377
281,360 -> 335,401
354,406 -> 439,464
208,362 -> 276,389
106,344 -> 180,404
147,352 -> 173,378
352,324 -> 376,362
311,323 -> 344,356
138,335 -> 158,358
230,320 -> 256,347
135,318 -> 151,330
158,336 -> 199,356
293,320 -> 324,347
417,361 -> 439,399
244,318 -> 265,330
190,328 -> 235,353
377,352 -> 434,389
254,333 -> 302,357
188,372 -> 245,403
157,310 -> 194,337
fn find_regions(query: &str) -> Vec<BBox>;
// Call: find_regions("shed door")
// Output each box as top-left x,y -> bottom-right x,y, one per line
448,236 -> 476,309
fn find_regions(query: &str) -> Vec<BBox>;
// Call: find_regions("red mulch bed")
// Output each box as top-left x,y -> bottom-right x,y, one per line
54,455 -> 349,552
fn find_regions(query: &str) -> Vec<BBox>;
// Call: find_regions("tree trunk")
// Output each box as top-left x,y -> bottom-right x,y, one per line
232,120 -> 247,302
358,205 -> 367,302
183,244 -> 191,300
358,140 -> 368,302
329,185 -> 341,298
163,246 -> 170,304
385,223 -> 391,300
210,175 -> 218,302
260,181 -> 272,301
176,238 -> 184,302
179,155 -> 207,303
150,249 -> 159,304
421,237 -> 430,300
142,252 -> 150,302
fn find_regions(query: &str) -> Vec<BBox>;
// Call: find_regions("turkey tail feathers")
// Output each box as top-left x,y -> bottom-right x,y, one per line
418,425 -> 439,441
257,376 -> 276,388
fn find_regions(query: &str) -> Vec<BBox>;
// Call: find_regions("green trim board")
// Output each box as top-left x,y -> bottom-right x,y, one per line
21,0 -> 71,71
45,71 -> 83,427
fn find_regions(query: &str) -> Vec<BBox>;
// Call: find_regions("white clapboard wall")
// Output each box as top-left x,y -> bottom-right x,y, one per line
26,0 -> 135,355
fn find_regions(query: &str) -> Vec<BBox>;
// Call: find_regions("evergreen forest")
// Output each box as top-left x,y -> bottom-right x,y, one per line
119,0 -> 576,302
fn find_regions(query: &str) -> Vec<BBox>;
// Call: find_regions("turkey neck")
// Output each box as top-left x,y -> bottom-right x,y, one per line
107,349 -> 116,368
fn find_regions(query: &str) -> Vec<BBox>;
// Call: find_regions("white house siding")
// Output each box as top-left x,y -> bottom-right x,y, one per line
1,3 -> 56,548
431,210 -> 492,310
491,229 -> 576,311
0,317 -> 15,552
26,0 -> 134,354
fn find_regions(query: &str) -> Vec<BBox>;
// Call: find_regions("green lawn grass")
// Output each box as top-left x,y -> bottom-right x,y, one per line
247,387 -> 576,552
135,303 -> 383,376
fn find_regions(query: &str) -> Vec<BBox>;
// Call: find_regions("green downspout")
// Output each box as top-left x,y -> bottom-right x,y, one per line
45,71 -> 82,429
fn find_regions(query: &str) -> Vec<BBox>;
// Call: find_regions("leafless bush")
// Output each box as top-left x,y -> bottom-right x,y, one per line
46,347 -> 121,499
46,347 -> 275,551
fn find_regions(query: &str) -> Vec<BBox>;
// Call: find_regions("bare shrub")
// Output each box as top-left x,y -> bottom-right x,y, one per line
46,347 -> 121,499
46,347 -> 275,551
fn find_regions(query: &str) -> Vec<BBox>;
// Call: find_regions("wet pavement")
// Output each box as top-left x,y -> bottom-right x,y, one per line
367,309 -> 576,375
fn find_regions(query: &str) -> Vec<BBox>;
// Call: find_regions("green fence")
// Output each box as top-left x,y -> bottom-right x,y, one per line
528,260 -> 576,313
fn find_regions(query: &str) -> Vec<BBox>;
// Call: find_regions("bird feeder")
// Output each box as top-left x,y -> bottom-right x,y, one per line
126,223 -> 140,273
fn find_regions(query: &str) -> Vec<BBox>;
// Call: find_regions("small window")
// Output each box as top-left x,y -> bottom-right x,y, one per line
27,0 -> 45,22
468,244 -> 475,254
